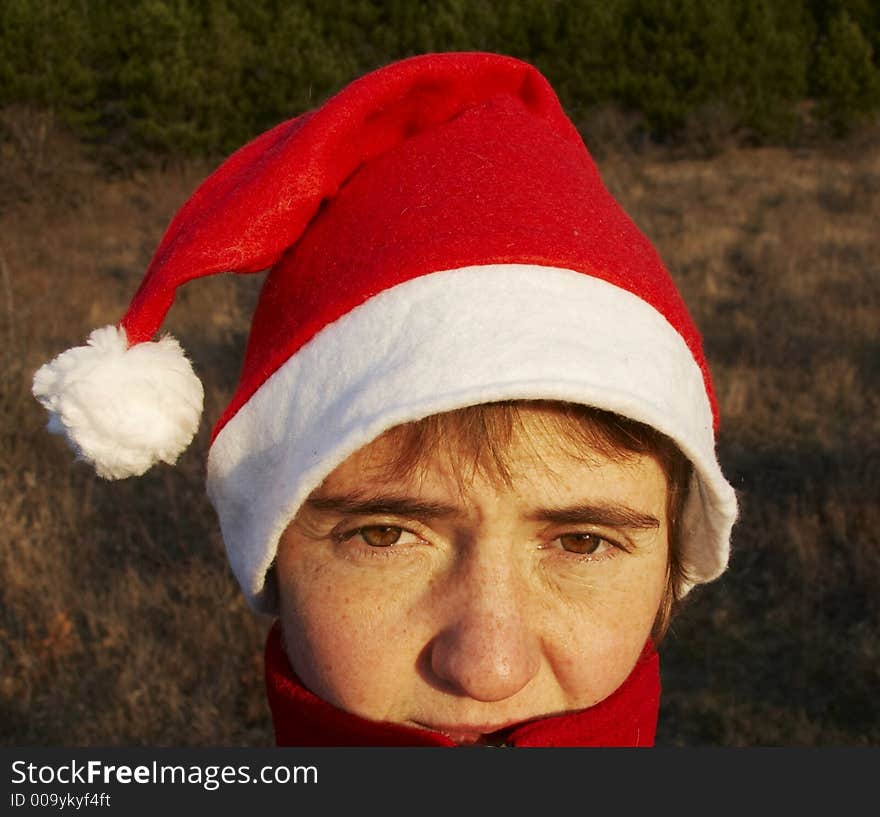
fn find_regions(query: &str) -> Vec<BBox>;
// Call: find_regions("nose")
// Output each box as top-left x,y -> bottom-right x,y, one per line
428,553 -> 541,702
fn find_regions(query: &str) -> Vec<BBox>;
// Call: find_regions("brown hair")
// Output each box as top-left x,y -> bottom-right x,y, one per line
369,399 -> 693,642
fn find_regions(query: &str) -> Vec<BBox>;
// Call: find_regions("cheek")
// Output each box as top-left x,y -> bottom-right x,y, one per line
276,550 -> 423,717
544,553 -> 668,706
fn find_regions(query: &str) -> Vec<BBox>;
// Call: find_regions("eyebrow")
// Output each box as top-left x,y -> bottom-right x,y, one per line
304,492 -> 660,530
523,502 -> 660,530
305,493 -> 462,520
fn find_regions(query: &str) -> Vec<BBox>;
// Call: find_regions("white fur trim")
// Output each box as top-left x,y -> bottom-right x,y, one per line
207,264 -> 738,613
33,325 -> 204,479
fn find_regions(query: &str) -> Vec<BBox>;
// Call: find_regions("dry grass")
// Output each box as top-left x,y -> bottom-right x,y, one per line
1,122 -> 877,746
0,134 -> 271,745
600,134 -> 880,745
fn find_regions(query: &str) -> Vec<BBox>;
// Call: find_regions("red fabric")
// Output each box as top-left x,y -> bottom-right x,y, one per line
264,620 -> 661,748
121,52 -> 578,349
115,52 -> 715,442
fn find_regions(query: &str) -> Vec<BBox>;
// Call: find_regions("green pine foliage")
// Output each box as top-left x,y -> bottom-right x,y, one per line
813,8 -> 880,134
1,0 -> 878,162
0,0 -> 97,130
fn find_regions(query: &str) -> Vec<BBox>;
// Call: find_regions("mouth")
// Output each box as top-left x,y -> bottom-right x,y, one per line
414,721 -> 523,746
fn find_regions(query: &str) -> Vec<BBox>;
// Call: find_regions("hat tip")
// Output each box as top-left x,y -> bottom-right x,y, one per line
32,325 -> 204,479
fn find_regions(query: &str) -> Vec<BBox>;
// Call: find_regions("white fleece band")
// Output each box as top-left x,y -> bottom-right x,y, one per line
206,264 -> 738,613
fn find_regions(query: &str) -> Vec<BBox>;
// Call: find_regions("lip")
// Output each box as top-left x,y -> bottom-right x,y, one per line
414,720 -> 524,744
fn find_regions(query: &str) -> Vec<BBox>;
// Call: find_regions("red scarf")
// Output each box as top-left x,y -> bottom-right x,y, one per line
264,621 -> 661,747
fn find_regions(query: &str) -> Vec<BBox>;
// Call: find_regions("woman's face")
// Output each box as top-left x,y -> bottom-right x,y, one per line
276,413 -> 670,745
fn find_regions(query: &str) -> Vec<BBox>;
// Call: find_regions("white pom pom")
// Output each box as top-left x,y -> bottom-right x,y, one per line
32,325 -> 204,479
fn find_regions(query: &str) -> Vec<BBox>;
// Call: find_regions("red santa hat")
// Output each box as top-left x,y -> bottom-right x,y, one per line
32,52 -> 738,613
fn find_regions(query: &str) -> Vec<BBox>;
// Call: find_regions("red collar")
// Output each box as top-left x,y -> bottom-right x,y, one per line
265,621 -> 660,747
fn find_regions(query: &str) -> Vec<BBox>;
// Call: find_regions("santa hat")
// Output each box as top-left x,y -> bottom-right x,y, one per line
32,51 -> 738,614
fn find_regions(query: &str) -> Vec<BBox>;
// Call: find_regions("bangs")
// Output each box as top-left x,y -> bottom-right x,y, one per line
373,399 -> 688,496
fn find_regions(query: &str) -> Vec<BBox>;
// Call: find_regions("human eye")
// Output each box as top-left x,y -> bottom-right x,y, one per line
334,524 -> 425,552
546,532 -> 629,562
